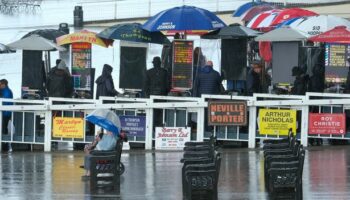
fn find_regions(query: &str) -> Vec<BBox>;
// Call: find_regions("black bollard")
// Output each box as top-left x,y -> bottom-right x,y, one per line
73,6 -> 83,28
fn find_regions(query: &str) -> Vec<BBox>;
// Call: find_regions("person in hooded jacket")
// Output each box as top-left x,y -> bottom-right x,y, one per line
291,66 -> 309,95
247,60 -> 263,96
144,57 -> 170,98
95,64 -> 119,99
47,60 -> 73,98
308,64 -> 325,93
193,60 -> 222,97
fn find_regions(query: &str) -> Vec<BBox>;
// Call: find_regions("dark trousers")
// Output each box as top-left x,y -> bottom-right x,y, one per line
2,115 -> 10,134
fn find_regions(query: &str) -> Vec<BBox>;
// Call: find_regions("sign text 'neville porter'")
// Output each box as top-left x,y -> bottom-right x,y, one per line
208,101 -> 247,126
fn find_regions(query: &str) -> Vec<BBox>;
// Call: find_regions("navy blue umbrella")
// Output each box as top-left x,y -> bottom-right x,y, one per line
142,5 -> 226,32
97,23 -> 170,44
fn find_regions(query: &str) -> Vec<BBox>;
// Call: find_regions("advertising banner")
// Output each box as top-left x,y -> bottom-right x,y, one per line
309,113 -> 346,135
208,101 -> 247,126
172,40 -> 194,90
120,115 -> 146,137
53,117 -> 84,138
155,127 -> 191,150
259,109 -> 297,135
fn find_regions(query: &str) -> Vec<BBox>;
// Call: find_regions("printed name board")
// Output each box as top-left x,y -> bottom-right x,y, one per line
208,101 -> 247,126
53,117 -> 84,138
172,40 -> 194,90
120,115 -> 146,137
325,43 -> 350,83
309,113 -> 346,135
259,109 -> 297,135
155,127 -> 191,150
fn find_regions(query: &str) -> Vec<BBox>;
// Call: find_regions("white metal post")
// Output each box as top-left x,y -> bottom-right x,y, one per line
44,102 -> 52,152
145,107 -> 153,150
301,105 -> 309,147
248,106 -> 257,148
196,107 -> 205,142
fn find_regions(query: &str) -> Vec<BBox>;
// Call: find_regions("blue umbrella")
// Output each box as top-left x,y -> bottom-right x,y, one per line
97,23 -> 170,44
233,1 -> 269,17
142,5 -> 226,32
86,109 -> 121,136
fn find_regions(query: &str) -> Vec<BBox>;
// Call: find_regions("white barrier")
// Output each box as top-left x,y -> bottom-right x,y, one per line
1,93 -> 350,151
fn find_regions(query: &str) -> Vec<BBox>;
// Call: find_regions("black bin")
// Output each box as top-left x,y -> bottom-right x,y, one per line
73,6 -> 83,28
59,23 -> 69,34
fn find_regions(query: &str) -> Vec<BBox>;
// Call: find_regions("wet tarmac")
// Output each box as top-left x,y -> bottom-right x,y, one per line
1,146 -> 350,199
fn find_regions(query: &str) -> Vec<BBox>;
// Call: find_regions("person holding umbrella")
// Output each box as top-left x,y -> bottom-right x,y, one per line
82,109 -> 127,179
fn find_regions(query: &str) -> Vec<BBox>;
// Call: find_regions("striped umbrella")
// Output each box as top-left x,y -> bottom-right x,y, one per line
247,9 -> 281,29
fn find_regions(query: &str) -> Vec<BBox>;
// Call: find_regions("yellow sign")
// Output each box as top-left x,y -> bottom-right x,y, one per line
259,109 -> 297,135
53,117 -> 84,138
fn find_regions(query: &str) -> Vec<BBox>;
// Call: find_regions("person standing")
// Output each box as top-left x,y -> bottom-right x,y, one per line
47,60 -> 73,98
247,60 -> 263,96
291,66 -> 308,95
0,79 -> 13,152
193,60 -> 222,97
95,64 -> 119,99
144,56 -> 170,98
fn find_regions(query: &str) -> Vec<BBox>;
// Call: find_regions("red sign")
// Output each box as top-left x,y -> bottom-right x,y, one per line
308,113 -> 346,135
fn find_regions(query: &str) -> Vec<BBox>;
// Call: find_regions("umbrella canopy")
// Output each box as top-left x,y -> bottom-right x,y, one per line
233,1 -> 269,17
242,5 -> 275,22
270,8 -> 318,26
22,29 -> 66,41
247,9 -> 281,29
97,23 -> 170,44
142,5 -> 226,32
291,15 -> 350,36
276,17 -> 304,28
86,109 -> 121,136
56,30 -> 113,47
255,27 -> 309,42
7,34 -> 66,51
309,26 -> 350,43
201,23 -> 261,39
0,43 -> 15,53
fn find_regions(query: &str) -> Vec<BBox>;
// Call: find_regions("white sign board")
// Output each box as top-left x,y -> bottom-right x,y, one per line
155,127 -> 191,150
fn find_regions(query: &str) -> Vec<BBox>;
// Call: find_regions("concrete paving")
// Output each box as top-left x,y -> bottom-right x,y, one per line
1,145 -> 350,199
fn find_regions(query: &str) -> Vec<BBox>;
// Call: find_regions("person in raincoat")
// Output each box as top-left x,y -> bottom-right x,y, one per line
95,64 -> 119,99
193,60 -> 222,97
46,60 -> 73,98
144,57 -> 170,98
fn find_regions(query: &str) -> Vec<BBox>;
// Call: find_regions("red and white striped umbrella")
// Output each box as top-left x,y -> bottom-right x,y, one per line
247,9 -> 281,29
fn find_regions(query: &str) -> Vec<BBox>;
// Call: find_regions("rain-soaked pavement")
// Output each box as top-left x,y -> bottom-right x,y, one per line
1,145 -> 350,199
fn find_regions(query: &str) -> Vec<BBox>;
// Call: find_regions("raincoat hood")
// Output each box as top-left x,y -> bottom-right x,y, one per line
96,64 -> 113,84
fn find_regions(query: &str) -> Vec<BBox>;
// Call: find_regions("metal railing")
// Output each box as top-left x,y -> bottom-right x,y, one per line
2,92 -> 350,151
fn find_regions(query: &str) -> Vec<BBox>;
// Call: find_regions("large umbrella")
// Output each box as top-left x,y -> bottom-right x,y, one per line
241,5 -> 275,22
255,27 -> 309,42
86,109 -> 121,136
97,23 -> 170,44
142,5 -> 226,32
270,8 -> 318,26
201,23 -> 261,39
291,15 -> 350,36
56,30 -> 113,47
309,26 -> 350,43
276,17 -> 304,28
233,1 -> 269,17
7,34 -> 66,51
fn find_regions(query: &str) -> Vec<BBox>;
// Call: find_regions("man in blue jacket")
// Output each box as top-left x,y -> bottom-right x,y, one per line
0,79 -> 13,152
193,60 -> 222,97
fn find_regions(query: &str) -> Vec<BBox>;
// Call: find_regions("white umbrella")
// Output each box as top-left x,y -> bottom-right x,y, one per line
291,15 -> 350,36
255,27 -> 309,42
7,34 -> 65,51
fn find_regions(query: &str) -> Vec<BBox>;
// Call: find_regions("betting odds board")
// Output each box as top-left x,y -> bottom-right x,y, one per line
172,40 -> 194,90
325,43 -> 350,83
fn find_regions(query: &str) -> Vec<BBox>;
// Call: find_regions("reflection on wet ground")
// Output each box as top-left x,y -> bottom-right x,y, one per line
1,146 -> 350,199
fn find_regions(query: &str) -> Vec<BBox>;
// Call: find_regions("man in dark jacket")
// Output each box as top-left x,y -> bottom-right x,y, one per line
47,60 -> 73,98
95,64 -> 118,99
291,66 -> 308,95
0,79 -> 13,152
144,57 -> 170,98
193,61 -> 222,97
309,64 -> 325,93
247,61 -> 262,96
